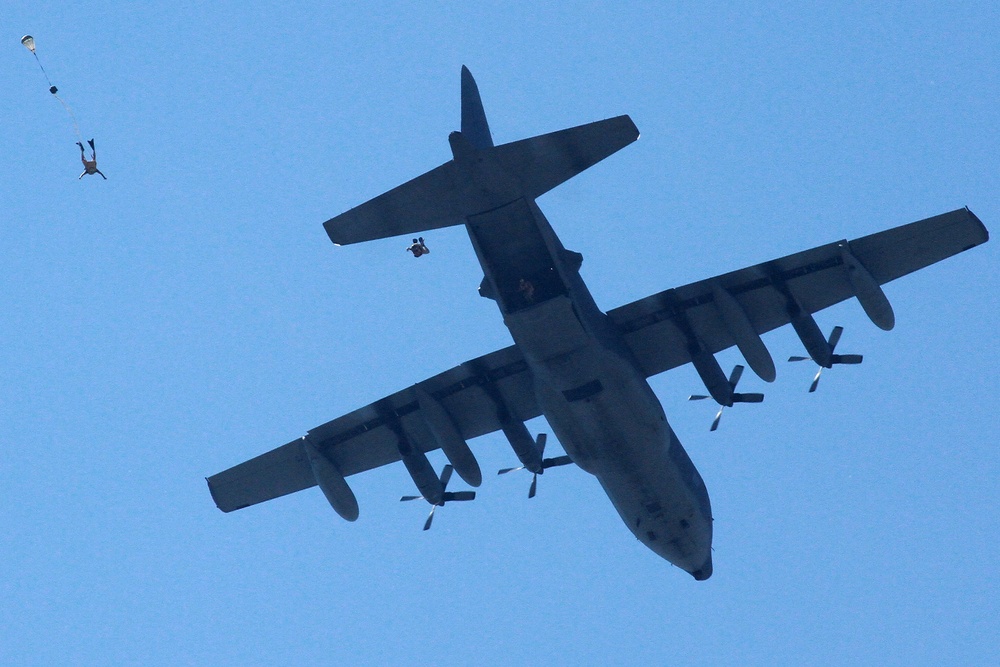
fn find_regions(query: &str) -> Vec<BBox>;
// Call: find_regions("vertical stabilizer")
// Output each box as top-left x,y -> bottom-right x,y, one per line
461,66 -> 494,149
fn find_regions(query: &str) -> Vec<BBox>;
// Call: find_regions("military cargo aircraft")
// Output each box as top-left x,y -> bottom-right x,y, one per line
207,67 -> 989,580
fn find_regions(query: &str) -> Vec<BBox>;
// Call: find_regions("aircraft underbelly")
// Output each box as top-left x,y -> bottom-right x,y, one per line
504,297 -> 714,577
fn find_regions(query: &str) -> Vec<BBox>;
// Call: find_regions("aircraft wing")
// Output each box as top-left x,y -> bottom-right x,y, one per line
207,344 -> 537,512
608,208 -> 989,378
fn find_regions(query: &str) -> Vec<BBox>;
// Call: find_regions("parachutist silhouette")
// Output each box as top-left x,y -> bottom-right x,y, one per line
407,237 -> 429,257
78,139 -> 106,180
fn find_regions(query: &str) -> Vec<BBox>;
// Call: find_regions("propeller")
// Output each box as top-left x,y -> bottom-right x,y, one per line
498,434 -> 573,498
788,326 -> 863,392
688,364 -> 763,431
400,464 -> 476,530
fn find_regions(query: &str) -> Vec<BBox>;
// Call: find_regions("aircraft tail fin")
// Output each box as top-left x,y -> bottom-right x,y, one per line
322,69 -> 639,246
461,65 -> 494,149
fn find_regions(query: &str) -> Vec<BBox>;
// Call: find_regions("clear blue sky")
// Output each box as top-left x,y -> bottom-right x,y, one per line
3,2 -> 998,665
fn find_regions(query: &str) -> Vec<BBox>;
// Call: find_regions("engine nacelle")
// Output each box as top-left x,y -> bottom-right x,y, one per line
838,241 -> 895,331
302,437 -> 359,522
690,349 -> 736,407
501,418 -> 543,474
712,283 -> 776,382
415,384 -> 482,487
399,444 -> 445,506
788,309 -> 833,367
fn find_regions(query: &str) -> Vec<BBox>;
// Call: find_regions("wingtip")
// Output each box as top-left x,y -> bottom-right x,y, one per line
964,207 -> 989,243
206,477 -> 228,512
321,218 -> 350,247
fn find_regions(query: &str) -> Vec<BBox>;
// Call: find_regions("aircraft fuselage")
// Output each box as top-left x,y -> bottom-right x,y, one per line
465,195 -> 714,579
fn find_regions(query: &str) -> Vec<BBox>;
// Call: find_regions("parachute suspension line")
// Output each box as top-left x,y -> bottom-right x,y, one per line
22,35 -> 83,144
52,90 -> 83,144
31,50 -> 54,89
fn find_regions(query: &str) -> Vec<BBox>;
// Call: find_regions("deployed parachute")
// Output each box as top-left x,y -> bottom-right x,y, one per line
21,34 -> 83,143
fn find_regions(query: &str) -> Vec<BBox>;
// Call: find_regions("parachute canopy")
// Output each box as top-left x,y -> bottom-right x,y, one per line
21,35 -> 36,53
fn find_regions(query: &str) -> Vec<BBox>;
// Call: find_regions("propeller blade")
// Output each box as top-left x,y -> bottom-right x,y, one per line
500,436 -> 569,497
423,505 -> 437,531
439,464 -> 454,490
788,356 -> 811,362
445,491 -> 476,502
710,406 -> 725,431
728,364 -> 745,388
834,354 -> 863,365
543,455 -> 573,469
400,495 -> 423,502
688,394 -> 711,401
828,325 -> 844,352
808,367 -> 823,393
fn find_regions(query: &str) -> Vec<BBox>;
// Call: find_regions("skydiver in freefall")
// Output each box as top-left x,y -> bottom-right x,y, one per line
407,237 -> 429,257
77,138 -> 106,180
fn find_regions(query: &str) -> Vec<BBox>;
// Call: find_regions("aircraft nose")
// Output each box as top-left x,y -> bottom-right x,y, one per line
690,554 -> 713,581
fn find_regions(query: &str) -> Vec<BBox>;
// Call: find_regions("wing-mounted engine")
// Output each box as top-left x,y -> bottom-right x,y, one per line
382,402 -> 476,530
788,325 -> 863,392
400,464 -> 476,531
782,241 -> 887,393
497,433 -> 573,498
768,267 -> 862,392
711,283 -> 776,382
689,364 -> 764,431
677,292 -> 765,432
303,436 -> 360,521
656,287 -> 767,418
462,356 -> 573,497
413,384 -> 482,487
838,241 -> 895,331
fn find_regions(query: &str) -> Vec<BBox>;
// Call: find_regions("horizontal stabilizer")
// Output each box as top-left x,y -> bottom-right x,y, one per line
494,115 -> 639,201
322,115 -> 639,246
324,161 -> 466,246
